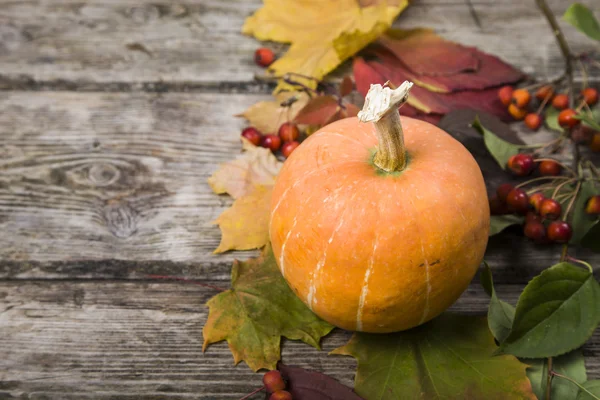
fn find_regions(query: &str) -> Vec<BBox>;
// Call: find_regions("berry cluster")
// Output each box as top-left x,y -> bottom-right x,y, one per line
262,370 -> 292,400
498,85 -> 600,152
490,154 -> 600,244
242,122 -> 301,159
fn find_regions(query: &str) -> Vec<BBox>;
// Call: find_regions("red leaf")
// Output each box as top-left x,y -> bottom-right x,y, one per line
294,95 -> 340,126
366,59 -> 511,121
353,57 -> 387,97
376,40 -> 522,93
343,102 -> 361,118
400,104 -> 443,125
379,29 -> 479,76
340,75 -> 354,97
278,363 -> 364,400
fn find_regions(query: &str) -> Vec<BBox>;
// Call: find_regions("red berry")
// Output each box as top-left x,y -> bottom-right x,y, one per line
552,94 -> 569,110
524,221 -> 547,243
511,89 -> 531,108
526,211 -> 542,224
558,109 -> 580,129
506,188 -> 529,214
278,122 -> 300,142
582,87 -> 598,106
570,125 -> 594,144
524,113 -> 542,131
547,221 -> 573,243
281,141 -> 300,158
508,104 -> 527,120
586,195 -> 600,215
269,391 -> 293,400
529,192 -> 545,213
498,86 -> 514,106
241,127 -> 262,146
260,134 -> 281,152
489,196 -> 509,215
255,47 -> 275,68
540,199 -> 562,220
507,154 -> 535,176
535,85 -> 554,101
496,183 -> 514,203
263,371 -> 286,393
538,160 -> 561,176
591,132 -> 600,152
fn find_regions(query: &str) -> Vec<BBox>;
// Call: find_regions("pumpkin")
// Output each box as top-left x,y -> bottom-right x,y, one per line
269,82 -> 490,333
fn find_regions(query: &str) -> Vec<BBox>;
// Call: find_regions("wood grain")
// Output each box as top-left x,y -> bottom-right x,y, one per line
0,281 -> 597,399
0,0 -> 597,88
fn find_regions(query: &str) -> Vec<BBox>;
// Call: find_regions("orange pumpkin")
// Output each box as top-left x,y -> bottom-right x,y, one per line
269,82 -> 489,333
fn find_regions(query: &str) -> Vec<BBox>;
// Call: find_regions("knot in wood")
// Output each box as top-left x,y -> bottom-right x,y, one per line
66,162 -> 121,187
103,200 -> 137,238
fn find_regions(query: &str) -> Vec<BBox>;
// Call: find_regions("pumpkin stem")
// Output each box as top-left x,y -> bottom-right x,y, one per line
358,81 -> 414,172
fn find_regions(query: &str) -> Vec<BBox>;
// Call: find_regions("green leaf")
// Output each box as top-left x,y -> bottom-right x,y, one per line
499,262 -> 600,358
564,3 -> 600,42
481,262 -> 515,343
527,350 -> 587,400
582,222 -> 600,252
577,380 -> 600,400
331,313 -> 536,400
570,181 -> 600,245
545,107 -> 564,132
202,244 -> 334,371
472,116 -> 522,169
490,214 -> 524,236
575,112 -> 600,131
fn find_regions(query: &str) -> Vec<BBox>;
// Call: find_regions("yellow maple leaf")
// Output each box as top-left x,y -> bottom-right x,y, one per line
237,92 -> 309,134
208,139 -> 283,199
243,0 -> 408,92
213,185 -> 272,254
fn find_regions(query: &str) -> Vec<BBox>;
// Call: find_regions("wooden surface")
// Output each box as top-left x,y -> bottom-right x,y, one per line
0,0 -> 599,398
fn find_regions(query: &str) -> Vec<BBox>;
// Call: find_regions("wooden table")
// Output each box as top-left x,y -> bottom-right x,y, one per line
1,1 -> 599,398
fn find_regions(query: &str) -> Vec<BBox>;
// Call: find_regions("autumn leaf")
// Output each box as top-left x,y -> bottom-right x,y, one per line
353,28 -> 523,122
294,95 -> 340,126
243,0 -> 408,92
212,185 -> 272,253
331,313 -> 536,400
203,245 -> 334,371
278,363 -> 364,400
208,139 -> 282,199
237,92 -> 310,134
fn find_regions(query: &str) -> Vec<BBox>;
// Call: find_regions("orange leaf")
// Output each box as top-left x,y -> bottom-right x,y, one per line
237,92 -> 310,134
212,185 -> 272,253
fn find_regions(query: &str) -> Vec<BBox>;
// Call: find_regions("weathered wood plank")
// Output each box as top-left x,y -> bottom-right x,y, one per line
0,0 -> 597,87
0,281 -> 597,399
1,91 -> 598,282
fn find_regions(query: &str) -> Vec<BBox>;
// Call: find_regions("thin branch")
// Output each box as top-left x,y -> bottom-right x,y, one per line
545,357 -> 554,400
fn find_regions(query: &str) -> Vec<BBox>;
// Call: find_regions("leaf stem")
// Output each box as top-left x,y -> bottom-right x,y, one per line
146,275 -> 226,292
566,256 -> 595,274
552,372 -> 600,400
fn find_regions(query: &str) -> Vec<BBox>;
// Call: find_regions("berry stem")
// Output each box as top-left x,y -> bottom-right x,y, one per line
514,176 -> 571,189
358,81 -> 413,172
535,91 -> 554,115
551,178 -> 576,198
545,357 -> 553,400
146,275 -> 226,292
566,256 -> 595,274
551,372 -> 600,400
238,386 -> 265,400
562,181 -> 581,220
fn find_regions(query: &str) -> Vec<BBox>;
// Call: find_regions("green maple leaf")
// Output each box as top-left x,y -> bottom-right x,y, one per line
202,244 -> 334,371
331,313 -> 536,400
